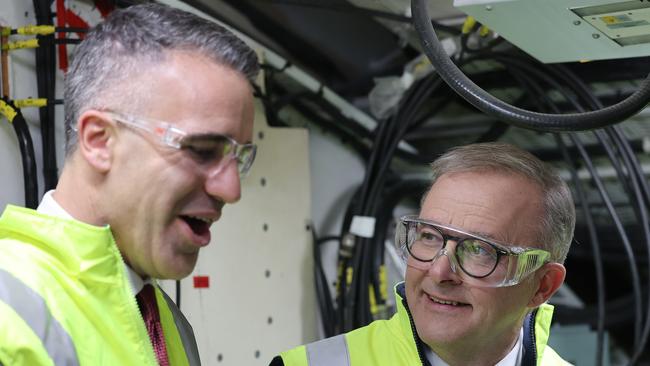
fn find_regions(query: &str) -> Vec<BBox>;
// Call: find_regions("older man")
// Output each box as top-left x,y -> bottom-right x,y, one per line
0,4 -> 258,365
273,142 -> 574,366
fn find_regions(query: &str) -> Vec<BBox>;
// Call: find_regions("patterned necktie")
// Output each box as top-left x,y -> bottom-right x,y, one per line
136,284 -> 170,366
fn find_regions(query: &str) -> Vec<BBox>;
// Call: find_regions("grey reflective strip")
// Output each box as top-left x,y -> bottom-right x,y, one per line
160,289 -> 202,366
306,334 -> 350,366
0,269 -> 79,366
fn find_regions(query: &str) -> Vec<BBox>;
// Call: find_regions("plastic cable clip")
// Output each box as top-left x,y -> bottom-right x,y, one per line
14,98 -> 47,108
17,25 -> 55,36
0,100 -> 17,123
350,215 -> 376,238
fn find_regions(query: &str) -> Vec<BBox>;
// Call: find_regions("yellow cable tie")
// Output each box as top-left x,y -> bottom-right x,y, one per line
462,16 -> 476,34
479,25 -> 490,37
1,38 -> 39,51
378,265 -> 388,301
369,284 -> 378,315
16,25 -> 55,36
0,100 -> 17,123
14,98 -> 47,108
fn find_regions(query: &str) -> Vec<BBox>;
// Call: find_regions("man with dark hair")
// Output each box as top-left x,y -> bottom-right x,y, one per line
273,142 -> 574,366
0,3 -> 258,365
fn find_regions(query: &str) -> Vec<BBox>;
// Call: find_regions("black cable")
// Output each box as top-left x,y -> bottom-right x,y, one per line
550,63 -> 650,363
175,280 -> 181,309
487,56 -> 624,365
313,230 -> 337,337
34,0 -> 58,193
555,134 -> 606,366
2,99 -> 39,209
411,0 -> 650,132
54,38 -> 81,45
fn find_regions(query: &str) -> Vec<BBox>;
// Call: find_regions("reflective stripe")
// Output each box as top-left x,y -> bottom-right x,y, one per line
306,334 -> 350,366
0,269 -> 79,366
160,289 -> 201,366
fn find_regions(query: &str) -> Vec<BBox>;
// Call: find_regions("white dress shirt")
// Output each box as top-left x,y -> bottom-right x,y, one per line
37,190 -> 150,295
425,328 -> 523,366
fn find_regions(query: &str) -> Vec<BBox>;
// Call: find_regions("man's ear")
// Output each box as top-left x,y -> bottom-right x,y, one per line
528,263 -> 566,308
77,110 -> 116,173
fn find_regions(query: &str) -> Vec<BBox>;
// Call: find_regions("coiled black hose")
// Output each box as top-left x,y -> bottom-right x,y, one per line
411,0 -> 650,132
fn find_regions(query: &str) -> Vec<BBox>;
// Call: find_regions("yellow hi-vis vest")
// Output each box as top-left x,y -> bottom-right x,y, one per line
277,284 -> 571,366
0,205 -> 200,366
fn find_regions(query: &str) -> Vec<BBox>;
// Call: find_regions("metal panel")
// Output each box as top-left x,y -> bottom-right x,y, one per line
454,0 -> 650,63
161,98 -> 316,366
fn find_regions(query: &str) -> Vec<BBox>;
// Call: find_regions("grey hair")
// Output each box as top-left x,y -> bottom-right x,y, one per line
424,142 -> 575,263
63,3 -> 259,156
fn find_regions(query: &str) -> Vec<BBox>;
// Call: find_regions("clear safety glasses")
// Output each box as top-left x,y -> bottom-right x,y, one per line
105,111 -> 257,178
395,215 -> 550,287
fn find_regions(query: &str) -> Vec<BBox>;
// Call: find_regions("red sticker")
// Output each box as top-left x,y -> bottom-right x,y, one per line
193,276 -> 210,288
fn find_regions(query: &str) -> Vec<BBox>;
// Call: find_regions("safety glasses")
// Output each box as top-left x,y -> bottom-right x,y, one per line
396,215 -> 550,287
105,111 -> 256,178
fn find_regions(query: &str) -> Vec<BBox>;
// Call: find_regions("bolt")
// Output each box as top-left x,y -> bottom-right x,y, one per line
592,33 -> 601,39
573,20 -> 581,26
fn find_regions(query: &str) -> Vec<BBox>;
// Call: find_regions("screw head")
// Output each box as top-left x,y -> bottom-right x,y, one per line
592,33 -> 601,39
485,5 -> 493,11
573,20 -> 581,26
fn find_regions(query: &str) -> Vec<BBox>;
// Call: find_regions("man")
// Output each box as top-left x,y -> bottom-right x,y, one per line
273,142 -> 574,366
0,3 -> 258,365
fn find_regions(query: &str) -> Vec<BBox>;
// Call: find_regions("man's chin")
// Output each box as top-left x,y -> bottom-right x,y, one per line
157,254 -> 199,280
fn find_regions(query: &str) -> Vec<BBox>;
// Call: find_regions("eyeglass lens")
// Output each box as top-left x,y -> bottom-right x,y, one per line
180,135 -> 254,175
408,223 -> 499,277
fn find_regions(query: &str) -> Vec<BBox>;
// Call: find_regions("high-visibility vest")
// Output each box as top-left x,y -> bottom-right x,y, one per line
277,284 -> 571,366
0,205 -> 201,366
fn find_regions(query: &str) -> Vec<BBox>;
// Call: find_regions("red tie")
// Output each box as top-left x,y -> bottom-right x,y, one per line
137,284 -> 170,366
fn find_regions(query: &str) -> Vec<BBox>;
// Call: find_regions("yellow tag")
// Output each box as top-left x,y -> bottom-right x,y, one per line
0,101 -> 17,123
601,16 -> 619,25
1,27 -> 11,36
14,98 -> 47,108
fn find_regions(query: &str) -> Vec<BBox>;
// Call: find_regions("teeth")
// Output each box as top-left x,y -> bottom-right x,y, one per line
187,215 -> 214,224
430,296 -> 459,306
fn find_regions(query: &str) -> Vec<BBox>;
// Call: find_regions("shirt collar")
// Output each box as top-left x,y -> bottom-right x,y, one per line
37,190 -> 148,295
425,328 -> 524,366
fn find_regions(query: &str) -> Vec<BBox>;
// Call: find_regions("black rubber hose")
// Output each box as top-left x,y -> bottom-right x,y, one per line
411,0 -> 650,132
34,0 -> 58,192
8,106 -> 39,209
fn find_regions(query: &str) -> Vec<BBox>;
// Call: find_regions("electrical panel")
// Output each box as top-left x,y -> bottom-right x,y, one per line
454,0 -> 650,63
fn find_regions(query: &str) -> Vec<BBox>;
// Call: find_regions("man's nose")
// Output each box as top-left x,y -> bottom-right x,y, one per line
205,159 -> 242,204
428,248 -> 462,284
